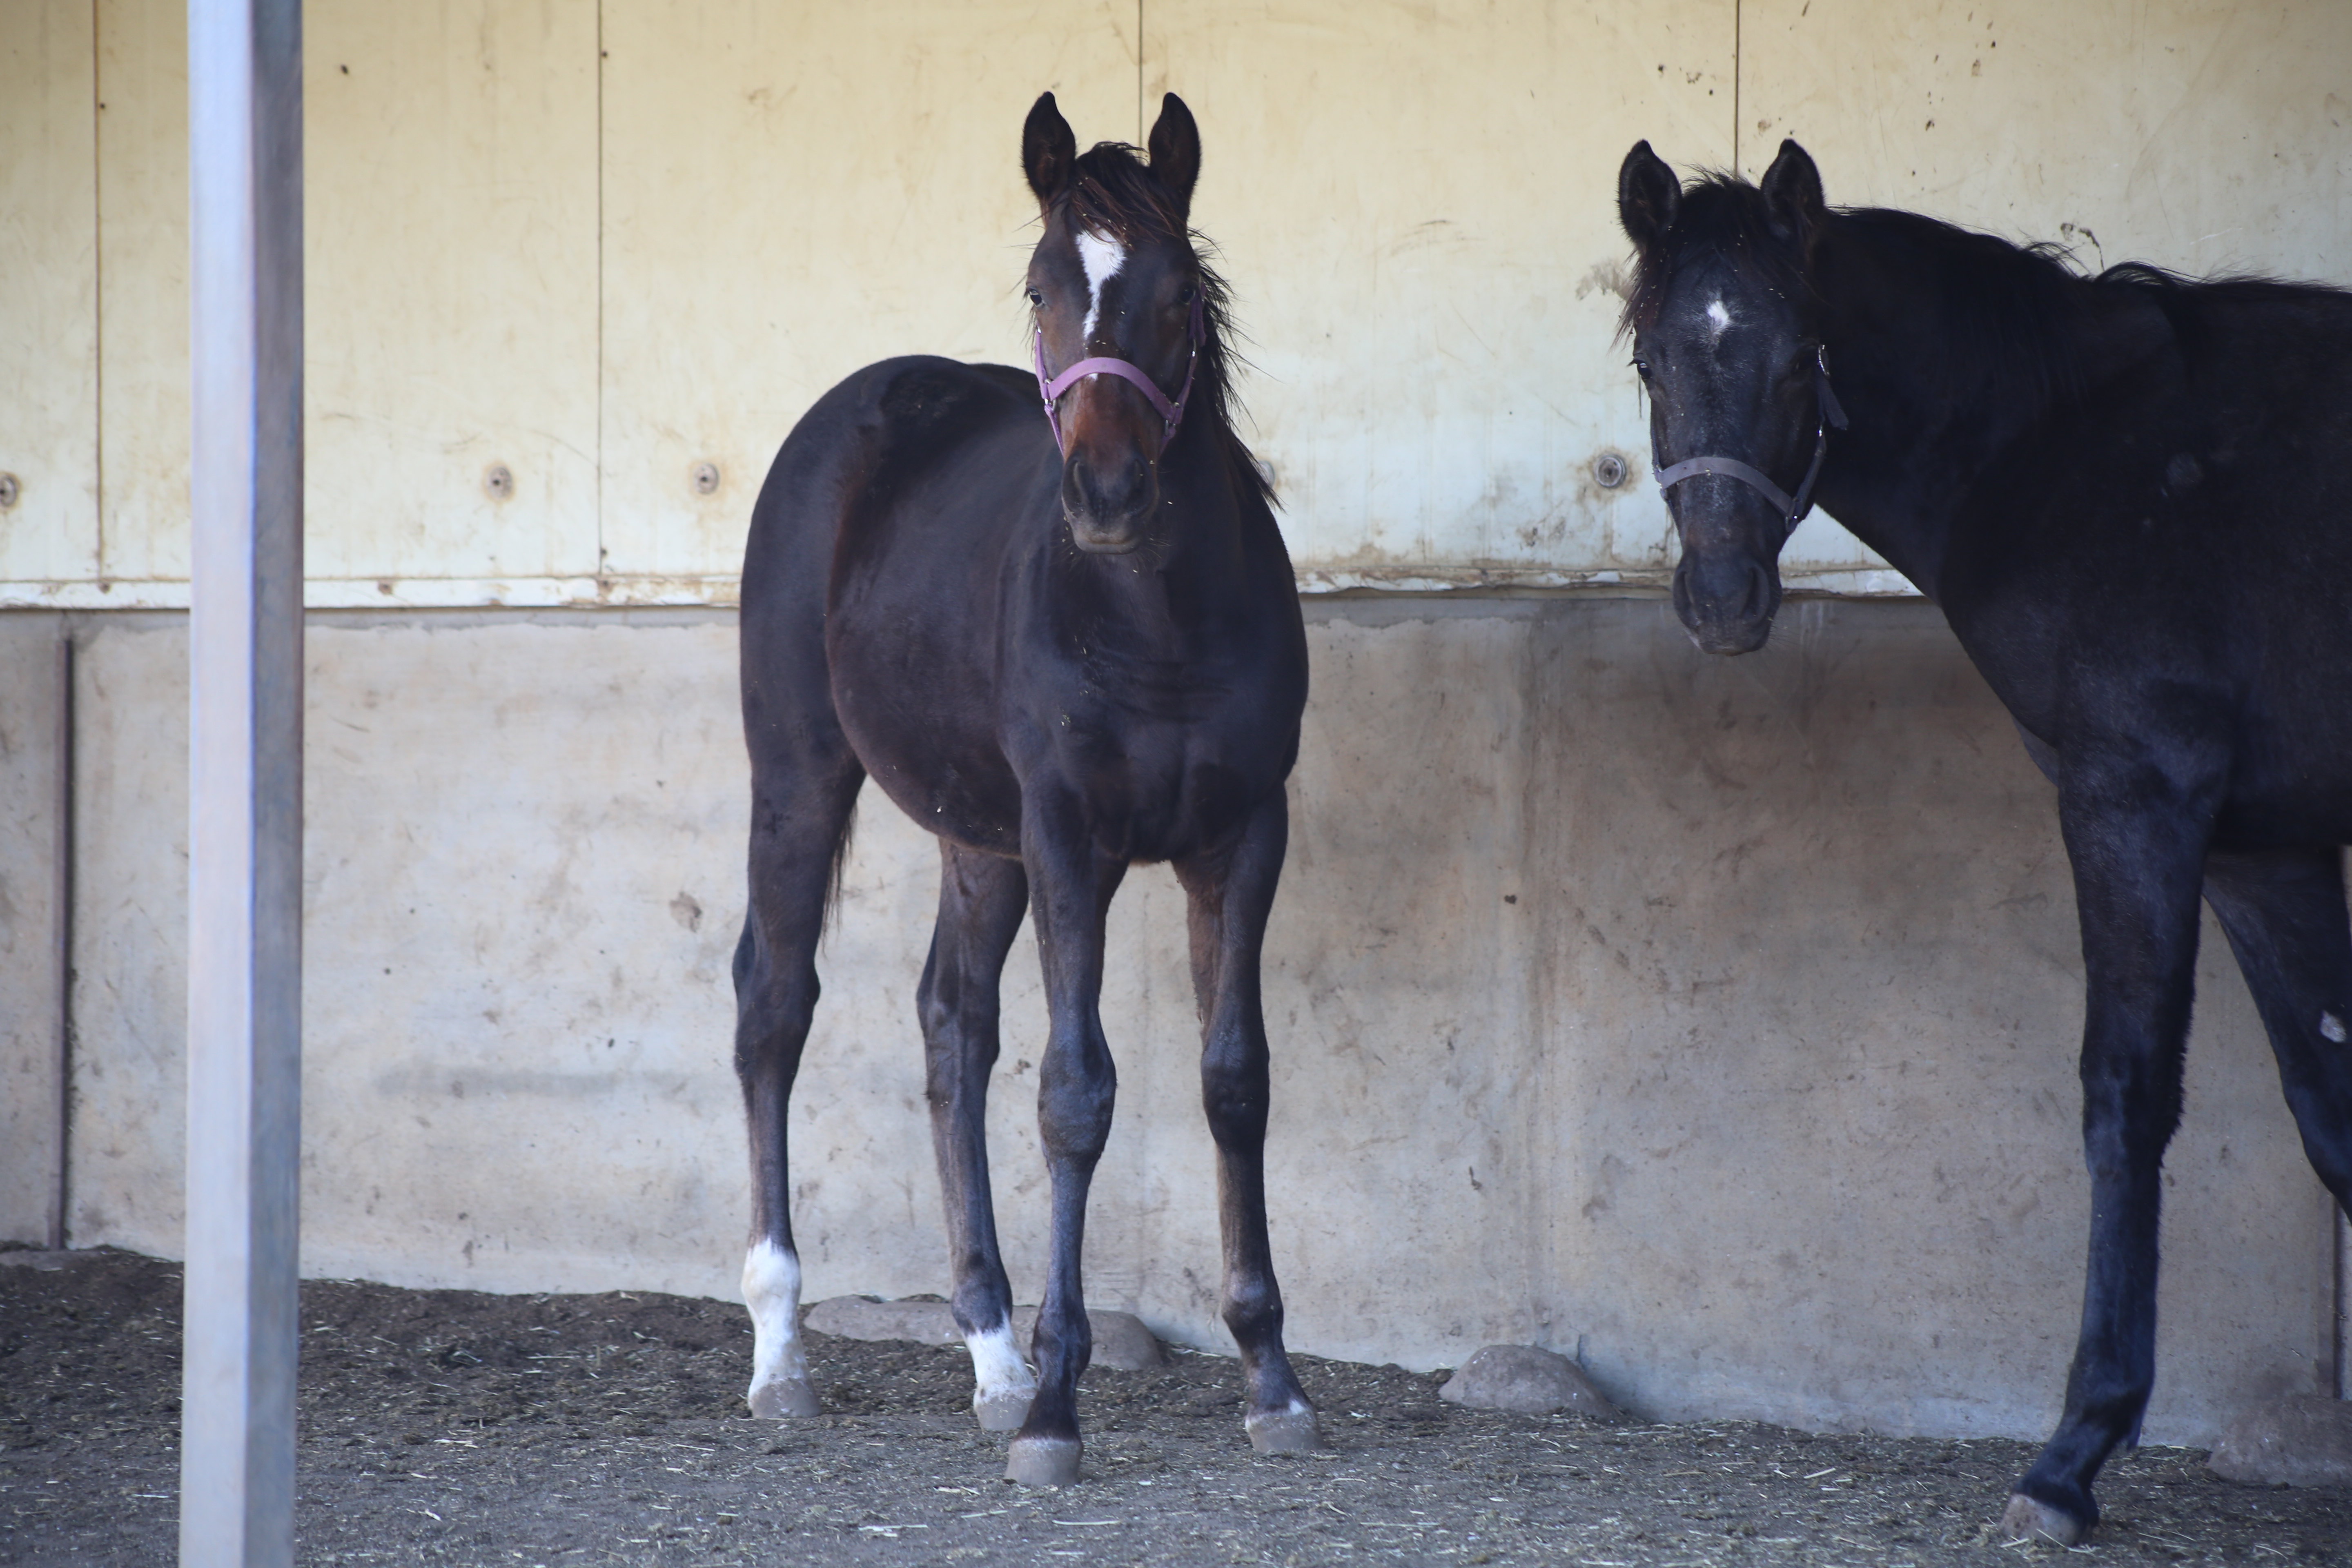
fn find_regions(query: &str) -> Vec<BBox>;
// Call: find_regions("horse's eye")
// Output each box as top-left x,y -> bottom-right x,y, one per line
1178,284 -> 1196,304
1026,287 -> 1043,308
1631,356 -> 1653,380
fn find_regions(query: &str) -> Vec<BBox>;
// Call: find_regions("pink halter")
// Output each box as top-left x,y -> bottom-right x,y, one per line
1033,292 -> 1206,456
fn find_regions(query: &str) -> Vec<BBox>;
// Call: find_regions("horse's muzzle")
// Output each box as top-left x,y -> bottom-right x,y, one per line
1062,451 -> 1158,553
1672,552 -> 1779,655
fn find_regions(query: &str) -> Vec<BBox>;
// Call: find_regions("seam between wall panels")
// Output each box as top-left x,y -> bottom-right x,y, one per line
1136,0 -> 1145,146
90,0 -> 105,580
595,3 -> 606,582
52,628 -> 74,1249
1732,0 -> 1742,176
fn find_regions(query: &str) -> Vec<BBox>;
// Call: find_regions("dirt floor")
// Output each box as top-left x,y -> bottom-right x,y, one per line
2,1249 -> 2346,1567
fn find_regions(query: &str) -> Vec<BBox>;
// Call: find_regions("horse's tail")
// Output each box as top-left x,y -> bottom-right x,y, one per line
822,795 -> 859,941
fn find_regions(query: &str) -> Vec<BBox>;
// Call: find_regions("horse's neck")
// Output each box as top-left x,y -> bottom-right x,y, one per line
1807,227 -> 2145,598
1061,433 -> 1252,645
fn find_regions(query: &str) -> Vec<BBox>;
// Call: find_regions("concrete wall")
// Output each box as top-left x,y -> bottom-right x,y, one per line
17,600 -> 2334,1445
0,615 -> 66,1246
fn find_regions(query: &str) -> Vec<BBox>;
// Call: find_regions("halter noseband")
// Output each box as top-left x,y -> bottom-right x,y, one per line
1033,291 -> 1206,457
1653,345 -> 1849,537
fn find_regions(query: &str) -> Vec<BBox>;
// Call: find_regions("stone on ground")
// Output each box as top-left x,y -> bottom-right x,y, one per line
1011,1305 -> 1168,1370
1439,1343 -> 1624,1420
804,1296 -> 960,1345
803,1296 -> 1167,1370
2208,1395 -> 2352,1488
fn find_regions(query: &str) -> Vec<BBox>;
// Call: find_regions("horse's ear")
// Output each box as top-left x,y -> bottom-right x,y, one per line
1023,91 -> 1078,211
1618,140 -> 1681,254
1759,139 -> 1826,246
1146,93 -> 1200,219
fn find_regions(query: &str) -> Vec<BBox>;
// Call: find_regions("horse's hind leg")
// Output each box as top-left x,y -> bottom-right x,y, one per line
920,842 -> 1036,1431
2201,846 -> 2352,1216
735,751 -> 864,1420
1174,792 -> 1321,1454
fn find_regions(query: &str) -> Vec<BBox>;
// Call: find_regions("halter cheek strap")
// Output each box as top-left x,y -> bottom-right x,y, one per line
1035,292 -> 1206,457
1654,346 -> 1850,538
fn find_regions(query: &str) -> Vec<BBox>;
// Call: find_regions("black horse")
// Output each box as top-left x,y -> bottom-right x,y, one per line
1615,139 -> 2352,1543
731,91 -> 1318,1486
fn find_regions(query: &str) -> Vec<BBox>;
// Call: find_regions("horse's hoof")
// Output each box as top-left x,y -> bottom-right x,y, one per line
1246,1404 -> 1324,1454
748,1376 -> 822,1419
1005,1435 -> 1082,1487
1999,1492 -> 2088,1546
973,1390 -> 1033,1432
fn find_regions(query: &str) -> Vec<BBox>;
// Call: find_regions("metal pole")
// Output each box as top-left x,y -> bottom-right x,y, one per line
181,2 -> 302,1565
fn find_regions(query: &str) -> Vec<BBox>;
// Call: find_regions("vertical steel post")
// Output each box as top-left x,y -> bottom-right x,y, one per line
181,2 -> 302,1565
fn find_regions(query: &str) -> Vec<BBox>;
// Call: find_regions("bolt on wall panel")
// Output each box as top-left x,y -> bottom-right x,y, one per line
597,2 -> 1140,581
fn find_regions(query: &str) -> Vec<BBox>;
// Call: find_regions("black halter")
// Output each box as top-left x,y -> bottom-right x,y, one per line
1654,346 -> 1849,537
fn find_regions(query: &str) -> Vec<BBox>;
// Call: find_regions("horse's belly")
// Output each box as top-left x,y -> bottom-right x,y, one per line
862,754 -> 1025,857
832,671 -> 1025,856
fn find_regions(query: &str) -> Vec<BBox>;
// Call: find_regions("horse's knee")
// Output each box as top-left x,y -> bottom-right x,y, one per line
734,956 -> 820,1077
1038,1045 -> 1116,1163
1030,1295 -> 1094,1375
1200,1041 -> 1270,1147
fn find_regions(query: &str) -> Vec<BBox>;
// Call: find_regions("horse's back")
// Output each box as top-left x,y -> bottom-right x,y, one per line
739,357 -> 1040,751
1960,280 -> 2352,844
744,356 -> 1036,614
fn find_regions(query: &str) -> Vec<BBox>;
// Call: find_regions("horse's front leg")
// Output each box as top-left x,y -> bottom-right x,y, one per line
2004,747 -> 2221,1545
919,842 -> 1036,1431
1174,791 -> 1321,1453
1004,785 -> 1125,1486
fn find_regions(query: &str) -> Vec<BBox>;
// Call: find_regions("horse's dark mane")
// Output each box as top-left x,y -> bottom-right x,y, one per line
1829,205 -> 2091,410
1045,141 -> 1272,506
1623,171 -> 2347,419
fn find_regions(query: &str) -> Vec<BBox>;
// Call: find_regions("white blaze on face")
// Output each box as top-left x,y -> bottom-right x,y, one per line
2321,1011 -> 2346,1044
742,1239 -> 808,1396
966,1319 -> 1036,1406
1076,229 -> 1127,345
1705,296 -> 1734,342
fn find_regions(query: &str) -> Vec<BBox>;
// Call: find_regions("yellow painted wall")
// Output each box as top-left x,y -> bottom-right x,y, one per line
0,0 -> 98,584
2,0 -> 2348,605
597,0 -> 1138,584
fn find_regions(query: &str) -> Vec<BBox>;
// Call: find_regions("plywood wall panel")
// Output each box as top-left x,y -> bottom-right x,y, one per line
0,1 -> 99,584
95,0 -> 191,586
1738,1 -> 2352,280
598,2 -> 1139,580
15,0 -> 2350,601
1144,1 -> 1737,585
302,1 -> 601,583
